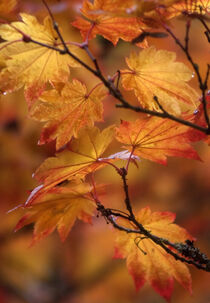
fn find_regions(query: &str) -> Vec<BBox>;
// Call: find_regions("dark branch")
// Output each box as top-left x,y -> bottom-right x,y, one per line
18,7 -> 209,135
15,1 -> 210,274
163,22 -> 210,129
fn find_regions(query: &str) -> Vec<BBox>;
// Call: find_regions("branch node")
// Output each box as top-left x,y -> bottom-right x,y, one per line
22,34 -> 31,43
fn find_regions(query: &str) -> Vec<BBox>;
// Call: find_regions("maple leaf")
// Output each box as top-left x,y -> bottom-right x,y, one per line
30,79 -> 106,150
0,13 -> 79,107
114,207 -> 193,302
115,117 -> 205,165
121,46 -> 199,115
72,0 -> 148,47
168,0 -> 210,18
15,181 -> 96,244
26,125 -> 115,205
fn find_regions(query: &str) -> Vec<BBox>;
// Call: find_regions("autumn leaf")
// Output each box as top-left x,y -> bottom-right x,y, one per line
30,79 -> 106,150
0,13 -> 79,107
72,0 -> 148,47
115,117 -> 205,165
114,207 -> 193,302
26,125 -> 115,205
121,47 -> 199,115
168,0 -> 210,18
15,181 -> 96,244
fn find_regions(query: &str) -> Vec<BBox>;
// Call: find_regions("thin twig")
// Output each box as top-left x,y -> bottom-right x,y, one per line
163,23 -> 210,129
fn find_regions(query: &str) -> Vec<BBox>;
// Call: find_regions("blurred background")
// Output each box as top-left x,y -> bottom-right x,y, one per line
0,0 -> 209,302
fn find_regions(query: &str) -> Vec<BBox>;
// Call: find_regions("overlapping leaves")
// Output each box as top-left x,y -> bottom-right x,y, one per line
26,125 -> 115,205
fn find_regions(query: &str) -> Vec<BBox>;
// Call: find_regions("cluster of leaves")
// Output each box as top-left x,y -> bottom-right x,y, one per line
0,0 -> 209,301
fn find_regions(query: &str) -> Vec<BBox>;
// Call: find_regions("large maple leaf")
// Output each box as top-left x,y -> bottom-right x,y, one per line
121,47 -> 199,115
15,181 -> 96,244
115,116 -> 205,165
26,125 -> 115,205
30,79 -> 106,150
72,0 -> 147,46
114,207 -> 192,302
0,13 -> 79,107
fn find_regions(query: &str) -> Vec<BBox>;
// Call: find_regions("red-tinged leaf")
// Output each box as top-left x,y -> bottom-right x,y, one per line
30,79 -> 106,150
121,47 -> 199,115
0,13 -> 79,107
114,207 -> 193,302
115,117 -> 205,165
15,181 -> 96,244
72,0 -> 148,46
26,125 -> 115,205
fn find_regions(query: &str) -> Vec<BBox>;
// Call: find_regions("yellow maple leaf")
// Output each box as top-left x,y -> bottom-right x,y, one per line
30,79 -> 106,150
15,181 -> 96,244
114,207 -> 192,302
26,125 -> 115,205
115,117 -> 204,165
121,46 -> 199,115
0,13 -> 79,107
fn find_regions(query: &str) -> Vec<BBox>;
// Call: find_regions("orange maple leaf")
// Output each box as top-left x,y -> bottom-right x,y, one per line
115,117 -> 205,165
121,46 -> 199,115
72,0 -> 148,47
26,125 -> 115,205
167,0 -> 210,18
15,181 -> 96,244
30,79 -> 106,150
114,207 -> 193,302
0,13 -> 79,107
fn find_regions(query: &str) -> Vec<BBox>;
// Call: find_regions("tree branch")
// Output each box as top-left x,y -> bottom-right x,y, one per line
163,22 -> 210,129
16,4 -> 209,136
